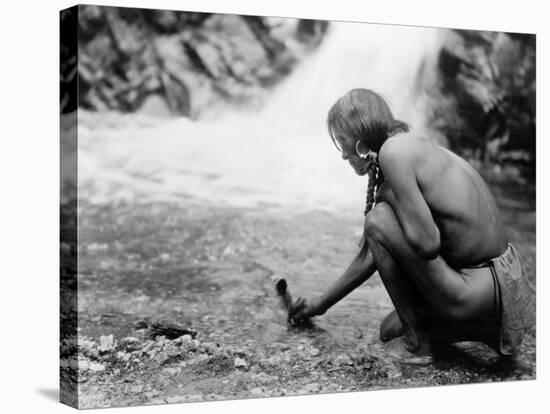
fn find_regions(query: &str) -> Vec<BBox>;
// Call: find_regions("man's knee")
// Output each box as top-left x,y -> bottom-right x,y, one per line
364,202 -> 396,240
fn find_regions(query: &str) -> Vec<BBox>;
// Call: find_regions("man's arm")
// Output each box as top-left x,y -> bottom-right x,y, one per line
315,247 -> 376,314
290,245 -> 376,321
378,135 -> 441,259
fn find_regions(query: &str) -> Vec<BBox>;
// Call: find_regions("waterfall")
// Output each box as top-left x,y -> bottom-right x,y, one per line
78,21 -> 447,213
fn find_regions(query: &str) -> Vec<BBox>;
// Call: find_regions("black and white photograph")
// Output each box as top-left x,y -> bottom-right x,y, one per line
59,2 -> 536,410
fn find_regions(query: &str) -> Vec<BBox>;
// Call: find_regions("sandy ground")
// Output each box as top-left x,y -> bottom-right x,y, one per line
60,175 -> 535,408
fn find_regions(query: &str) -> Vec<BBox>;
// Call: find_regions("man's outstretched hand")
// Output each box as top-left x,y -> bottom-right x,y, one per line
288,297 -> 324,326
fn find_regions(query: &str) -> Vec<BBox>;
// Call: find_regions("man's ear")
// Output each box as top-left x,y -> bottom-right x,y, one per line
356,140 -> 369,155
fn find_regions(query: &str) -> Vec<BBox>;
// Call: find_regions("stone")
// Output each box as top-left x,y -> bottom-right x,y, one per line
116,352 -> 131,362
309,347 -> 320,357
77,360 -> 89,371
135,320 -> 148,330
89,362 -> 106,372
99,334 -> 115,352
334,354 -> 353,366
234,357 -> 248,368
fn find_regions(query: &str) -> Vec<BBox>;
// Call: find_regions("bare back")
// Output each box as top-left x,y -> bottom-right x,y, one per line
378,134 -> 508,269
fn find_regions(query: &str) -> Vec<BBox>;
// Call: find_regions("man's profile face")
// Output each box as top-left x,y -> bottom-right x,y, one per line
333,134 -> 371,176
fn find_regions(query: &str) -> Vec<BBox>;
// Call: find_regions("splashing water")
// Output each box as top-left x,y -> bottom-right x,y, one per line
77,21 -> 447,213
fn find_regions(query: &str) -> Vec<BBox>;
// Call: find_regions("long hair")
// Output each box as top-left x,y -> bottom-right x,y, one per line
327,89 -> 409,247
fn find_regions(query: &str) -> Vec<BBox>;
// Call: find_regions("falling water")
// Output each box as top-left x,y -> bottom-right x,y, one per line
77,21 -> 447,212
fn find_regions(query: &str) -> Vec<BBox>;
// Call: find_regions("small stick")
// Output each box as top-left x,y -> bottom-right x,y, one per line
275,278 -> 294,322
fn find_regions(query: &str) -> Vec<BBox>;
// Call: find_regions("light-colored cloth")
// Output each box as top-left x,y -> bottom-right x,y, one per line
490,243 -> 535,356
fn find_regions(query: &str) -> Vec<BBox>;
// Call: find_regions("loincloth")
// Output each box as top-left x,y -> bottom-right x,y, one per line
481,243 -> 535,356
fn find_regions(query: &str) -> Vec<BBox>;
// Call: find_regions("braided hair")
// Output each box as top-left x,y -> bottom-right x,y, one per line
326,88 -> 409,249
359,160 -> 384,247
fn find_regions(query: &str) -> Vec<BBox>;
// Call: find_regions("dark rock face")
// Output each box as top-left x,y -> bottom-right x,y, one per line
74,5 -> 328,118
432,30 -> 535,171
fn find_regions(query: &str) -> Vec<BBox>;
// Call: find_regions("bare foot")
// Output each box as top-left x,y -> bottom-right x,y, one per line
383,336 -> 434,365
379,309 -> 404,342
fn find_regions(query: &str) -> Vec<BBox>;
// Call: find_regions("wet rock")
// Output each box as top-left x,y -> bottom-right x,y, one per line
135,320 -> 149,330
150,321 -> 197,340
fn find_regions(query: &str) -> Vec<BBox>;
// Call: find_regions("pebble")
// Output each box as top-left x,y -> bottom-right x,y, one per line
135,320 -> 148,330
334,354 -> 353,366
60,359 -> 69,368
77,360 -> 89,371
116,352 -> 131,361
234,357 -> 248,368
99,334 -> 115,352
89,362 -> 106,372
310,347 -> 321,357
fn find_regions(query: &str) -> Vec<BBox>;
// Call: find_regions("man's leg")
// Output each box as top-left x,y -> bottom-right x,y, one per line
367,232 -> 432,353
364,202 -> 496,346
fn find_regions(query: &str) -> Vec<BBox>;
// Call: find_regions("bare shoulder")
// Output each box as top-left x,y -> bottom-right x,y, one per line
378,133 -> 435,167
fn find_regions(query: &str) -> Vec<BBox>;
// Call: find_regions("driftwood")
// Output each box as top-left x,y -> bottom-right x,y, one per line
148,321 -> 197,340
